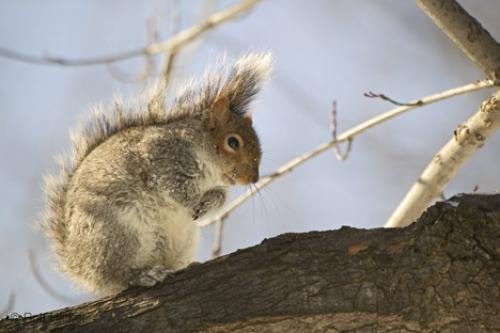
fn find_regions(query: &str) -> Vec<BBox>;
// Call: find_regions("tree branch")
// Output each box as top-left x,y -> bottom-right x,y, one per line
386,91 -> 500,227
0,293 -> 15,318
364,91 -> 423,107
2,193 -> 499,332
28,249 -> 81,304
416,0 -> 500,81
0,0 -> 260,67
386,1 -> 500,227
330,100 -> 354,161
198,78 -> 494,228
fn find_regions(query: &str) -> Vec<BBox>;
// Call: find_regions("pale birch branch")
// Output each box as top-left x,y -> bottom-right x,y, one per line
386,91 -> 500,227
385,1 -> 500,227
417,0 -> 500,80
198,79 -> 495,228
0,0 -> 260,67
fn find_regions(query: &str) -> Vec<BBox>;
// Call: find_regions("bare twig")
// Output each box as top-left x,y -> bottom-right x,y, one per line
417,0 -> 500,81
28,248 -> 81,304
160,0 -> 182,87
364,91 -> 423,107
212,219 -> 224,258
161,51 -> 178,89
147,15 -> 161,43
169,0 -> 182,36
330,101 -> 353,160
0,45 -> 141,66
0,0 -> 260,67
105,17 -> 160,83
153,0 -> 183,109
0,292 -> 15,317
198,79 -> 495,227
106,56 -> 156,83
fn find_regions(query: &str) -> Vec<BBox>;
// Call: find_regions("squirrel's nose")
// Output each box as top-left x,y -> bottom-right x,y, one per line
251,169 -> 259,183
236,167 -> 259,185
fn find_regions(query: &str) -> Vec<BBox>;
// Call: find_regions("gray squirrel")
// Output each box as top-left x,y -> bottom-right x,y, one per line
41,53 -> 271,296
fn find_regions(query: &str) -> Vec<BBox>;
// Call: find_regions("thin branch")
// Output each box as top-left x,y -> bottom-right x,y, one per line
0,293 -> 15,317
0,46 -> 143,66
147,0 -> 222,124
364,91 -> 423,107
153,0 -> 183,109
28,248 -> 81,304
160,0 -> 182,87
212,219 -> 224,258
417,0 -> 500,81
147,15 -> 161,43
105,56 -> 156,83
161,51 -> 178,89
104,17 -> 160,83
198,78 -> 495,227
385,90 -> 500,227
329,101 -> 353,160
169,0 -> 182,36
0,0 -> 260,67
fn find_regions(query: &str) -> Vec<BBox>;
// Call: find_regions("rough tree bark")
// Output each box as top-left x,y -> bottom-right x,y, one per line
1,193 -> 499,332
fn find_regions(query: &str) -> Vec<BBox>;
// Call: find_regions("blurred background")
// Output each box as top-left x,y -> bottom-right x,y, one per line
1,0 -> 499,315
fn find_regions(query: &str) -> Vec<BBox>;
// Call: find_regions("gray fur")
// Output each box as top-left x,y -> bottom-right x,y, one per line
41,53 -> 271,295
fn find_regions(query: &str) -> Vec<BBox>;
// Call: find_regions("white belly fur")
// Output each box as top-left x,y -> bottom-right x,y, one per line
117,195 -> 199,270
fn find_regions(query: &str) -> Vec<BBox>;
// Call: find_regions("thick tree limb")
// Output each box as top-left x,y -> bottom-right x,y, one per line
417,0 -> 500,80
2,193 -> 499,332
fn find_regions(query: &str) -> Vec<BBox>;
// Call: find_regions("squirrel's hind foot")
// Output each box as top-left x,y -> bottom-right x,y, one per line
129,265 -> 175,287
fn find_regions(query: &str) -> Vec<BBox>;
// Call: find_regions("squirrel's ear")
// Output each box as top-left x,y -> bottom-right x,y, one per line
244,113 -> 253,125
171,52 -> 271,119
223,52 -> 272,116
208,95 -> 231,129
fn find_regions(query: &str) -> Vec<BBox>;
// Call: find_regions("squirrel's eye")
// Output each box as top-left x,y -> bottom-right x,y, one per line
223,134 -> 244,153
227,136 -> 240,150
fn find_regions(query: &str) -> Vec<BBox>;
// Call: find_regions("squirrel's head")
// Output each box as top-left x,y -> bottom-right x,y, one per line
174,52 -> 272,185
204,95 -> 261,185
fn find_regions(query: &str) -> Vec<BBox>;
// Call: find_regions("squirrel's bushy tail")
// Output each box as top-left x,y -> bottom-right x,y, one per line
42,161 -> 72,259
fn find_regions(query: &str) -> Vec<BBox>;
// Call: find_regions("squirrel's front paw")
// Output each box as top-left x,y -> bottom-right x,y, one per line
193,188 -> 226,219
129,265 -> 174,287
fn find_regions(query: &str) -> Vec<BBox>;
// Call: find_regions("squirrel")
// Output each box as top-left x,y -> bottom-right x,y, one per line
41,53 -> 272,296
